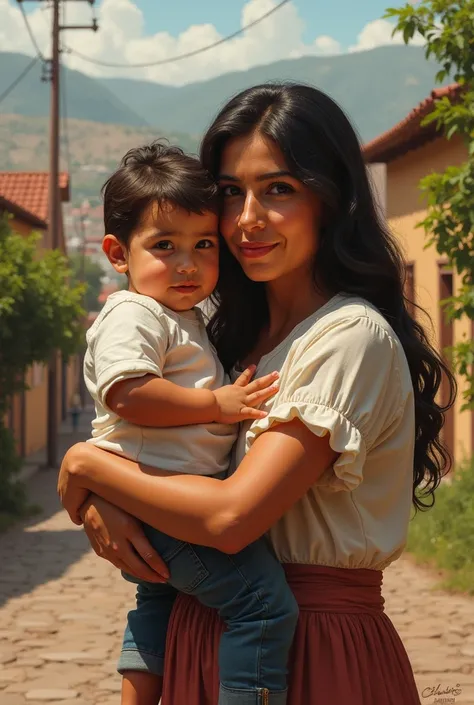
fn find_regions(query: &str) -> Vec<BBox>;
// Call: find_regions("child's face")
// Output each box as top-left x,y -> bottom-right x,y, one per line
105,201 -> 219,311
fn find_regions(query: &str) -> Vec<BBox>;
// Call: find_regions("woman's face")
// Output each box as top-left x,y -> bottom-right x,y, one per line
218,131 -> 322,284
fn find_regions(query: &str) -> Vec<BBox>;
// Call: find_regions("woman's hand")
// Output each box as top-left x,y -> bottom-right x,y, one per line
58,444 -> 92,525
81,495 -> 170,583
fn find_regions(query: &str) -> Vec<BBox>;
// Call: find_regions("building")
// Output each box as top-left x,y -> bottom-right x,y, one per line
0,172 -> 80,458
364,84 -> 473,463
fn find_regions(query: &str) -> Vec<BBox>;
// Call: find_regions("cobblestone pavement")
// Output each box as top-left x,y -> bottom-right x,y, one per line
1,421 -> 473,704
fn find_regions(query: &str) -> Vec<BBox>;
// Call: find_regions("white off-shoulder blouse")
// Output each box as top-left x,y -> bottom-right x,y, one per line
231,294 -> 415,571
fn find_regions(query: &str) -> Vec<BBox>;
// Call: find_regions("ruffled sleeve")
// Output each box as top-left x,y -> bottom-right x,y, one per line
246,314 -> 403,492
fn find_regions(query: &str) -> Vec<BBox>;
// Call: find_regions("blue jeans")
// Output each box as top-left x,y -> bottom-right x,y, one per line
119,524 -> 299,705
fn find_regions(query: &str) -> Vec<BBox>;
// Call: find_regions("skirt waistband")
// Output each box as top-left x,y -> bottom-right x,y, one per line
283,564 -> 385,614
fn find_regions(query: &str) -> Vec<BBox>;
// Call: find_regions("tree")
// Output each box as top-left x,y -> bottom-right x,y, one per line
69,252 -> 104,312
385,0 -> 474,409
0,216 -> 85,516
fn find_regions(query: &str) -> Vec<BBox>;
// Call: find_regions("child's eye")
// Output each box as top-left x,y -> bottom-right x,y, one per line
268,182 -> 294,195
220,185 -> 241,197
196,239 -> 215,249
154,240 -> 173,250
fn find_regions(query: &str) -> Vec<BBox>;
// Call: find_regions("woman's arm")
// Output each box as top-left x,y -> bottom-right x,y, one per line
59,420 -> 337,554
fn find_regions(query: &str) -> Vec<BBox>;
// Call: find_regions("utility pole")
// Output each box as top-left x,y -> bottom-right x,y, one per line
78,199 -> 89,408
18,0 -> 98,468
46,0 -> 61,469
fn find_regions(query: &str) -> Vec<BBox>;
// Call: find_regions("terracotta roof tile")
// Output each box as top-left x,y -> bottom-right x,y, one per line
0,172 -> 70,224
364,83 -> 462,163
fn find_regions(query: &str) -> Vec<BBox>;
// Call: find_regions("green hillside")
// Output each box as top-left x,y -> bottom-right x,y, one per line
0,113 -> 198,206
0,53 -> 148,127
101,45 -> 449,142
0,44 -> 452,210
1,45 -> 449,143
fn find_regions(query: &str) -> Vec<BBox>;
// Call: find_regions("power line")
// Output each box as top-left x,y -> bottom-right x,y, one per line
0,56 -> 39,106
65,0 -> 291,69
17,0 -> 46,61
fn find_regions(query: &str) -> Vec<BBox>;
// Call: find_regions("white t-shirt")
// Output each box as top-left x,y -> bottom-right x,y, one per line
84,290 -> 237,476
232,294 -> 415,571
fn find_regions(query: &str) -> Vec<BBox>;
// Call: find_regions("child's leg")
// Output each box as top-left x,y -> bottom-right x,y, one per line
146,528 -> 298,705
195,539 -> 298,705
121,671 -> 163,705
118,581 -> 178,705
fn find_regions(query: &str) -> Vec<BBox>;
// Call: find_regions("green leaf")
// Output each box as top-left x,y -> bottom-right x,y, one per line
403,21 -> 415,43
0,215 -> 85,514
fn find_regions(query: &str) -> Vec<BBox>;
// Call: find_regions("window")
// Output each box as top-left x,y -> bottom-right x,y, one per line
439,266 -> 455,463
31,362 -> 45,388
404,262 -> 415,317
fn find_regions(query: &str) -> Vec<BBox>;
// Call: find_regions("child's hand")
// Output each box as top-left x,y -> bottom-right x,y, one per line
213,365 -> 279,423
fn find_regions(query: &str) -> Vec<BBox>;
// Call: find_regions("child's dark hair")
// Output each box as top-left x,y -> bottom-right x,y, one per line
102,140 -> 219,245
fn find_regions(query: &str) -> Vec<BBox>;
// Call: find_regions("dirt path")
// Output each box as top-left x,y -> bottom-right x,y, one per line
0,464 -> 473,705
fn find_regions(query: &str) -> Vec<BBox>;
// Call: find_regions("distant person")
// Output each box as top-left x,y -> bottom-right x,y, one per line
69,142 -> 299,705
59,84 -> 456,704
70,391 -> 82,432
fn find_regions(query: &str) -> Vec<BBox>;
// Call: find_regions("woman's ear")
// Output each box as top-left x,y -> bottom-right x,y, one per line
103,235 -> 128,274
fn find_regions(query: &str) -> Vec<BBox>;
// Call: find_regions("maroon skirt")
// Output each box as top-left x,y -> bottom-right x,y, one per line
161,564 -> 421,705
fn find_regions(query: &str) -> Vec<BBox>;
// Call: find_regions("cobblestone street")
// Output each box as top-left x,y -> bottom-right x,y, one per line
1,416 -> 473,704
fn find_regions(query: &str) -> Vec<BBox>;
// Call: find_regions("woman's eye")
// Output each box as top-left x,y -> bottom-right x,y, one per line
196,239 -> 215,249
154,241 -> 173,250
269,182 -> 294,195
220,185 -> 241,197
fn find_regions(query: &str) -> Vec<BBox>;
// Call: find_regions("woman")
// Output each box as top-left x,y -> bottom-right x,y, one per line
58,83 -> 455,705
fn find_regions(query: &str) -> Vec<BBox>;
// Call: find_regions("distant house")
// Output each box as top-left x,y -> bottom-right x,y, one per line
364,83 -> 473,463
0,171 -> 80,458
97,280 -> 120,306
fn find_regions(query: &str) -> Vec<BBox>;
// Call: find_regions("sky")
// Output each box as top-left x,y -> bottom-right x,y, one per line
1,0 -> 422,86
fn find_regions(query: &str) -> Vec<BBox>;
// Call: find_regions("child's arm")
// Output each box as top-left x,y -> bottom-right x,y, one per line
106,366 -> 280,427
93,299 -> 279,428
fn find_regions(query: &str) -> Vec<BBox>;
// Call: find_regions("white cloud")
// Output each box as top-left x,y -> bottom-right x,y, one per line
0,0 -> 51,56
348,18 -> 424,53
312,35 -> 342,55
1,0 -> 422,86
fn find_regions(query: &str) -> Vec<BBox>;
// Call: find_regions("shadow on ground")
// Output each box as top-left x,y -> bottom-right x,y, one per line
0,412 -> 94,608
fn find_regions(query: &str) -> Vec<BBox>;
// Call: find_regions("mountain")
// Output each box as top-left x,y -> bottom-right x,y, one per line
1,46 -> 449,143
0,113 -> 199,206
101,45 -> 449,142
0,44 -> 452,211
0,53 -> 148,127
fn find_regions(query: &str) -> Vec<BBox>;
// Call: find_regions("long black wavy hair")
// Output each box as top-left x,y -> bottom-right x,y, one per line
201,82 -> 456,510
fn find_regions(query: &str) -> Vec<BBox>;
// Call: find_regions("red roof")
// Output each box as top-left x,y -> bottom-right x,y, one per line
364,83 -> 462,164
0,172 -> 70,225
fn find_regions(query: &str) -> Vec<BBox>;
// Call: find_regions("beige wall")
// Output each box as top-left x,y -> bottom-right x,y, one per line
10,216 -> 47,247
24,364 -> 48,456
386,134 -> 473,461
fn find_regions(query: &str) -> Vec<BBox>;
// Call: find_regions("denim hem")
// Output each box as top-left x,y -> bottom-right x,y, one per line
117,648 -> 164,676
218,684 -> 288,705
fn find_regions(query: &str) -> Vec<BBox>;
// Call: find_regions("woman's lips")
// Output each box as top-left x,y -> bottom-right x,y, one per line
239,243 -> 278,259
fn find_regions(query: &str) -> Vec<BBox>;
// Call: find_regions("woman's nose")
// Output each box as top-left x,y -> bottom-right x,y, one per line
238,192 -> 265,232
